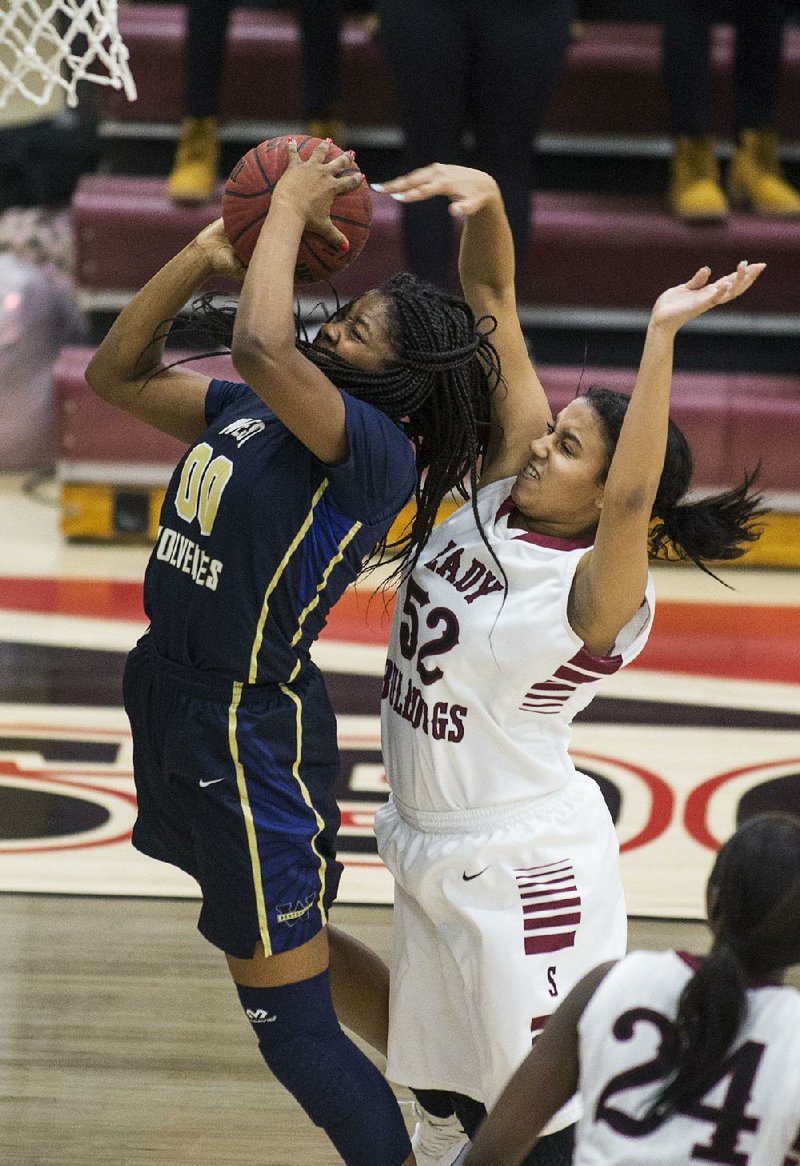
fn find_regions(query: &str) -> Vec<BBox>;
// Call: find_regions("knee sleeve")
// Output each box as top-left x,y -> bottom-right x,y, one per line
236,973 -> 411,1166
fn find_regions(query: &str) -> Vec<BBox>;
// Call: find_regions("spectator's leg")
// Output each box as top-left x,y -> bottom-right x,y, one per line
296,0 -> 345,144
662,0 -> 713,138
732,0 -> 784,132
662,0 -> 727,221
184,0 -> 235,118
469,0 -> 574,293
727,0 -> 800,214
375,0 -> 470,290
168,0 -> 234,203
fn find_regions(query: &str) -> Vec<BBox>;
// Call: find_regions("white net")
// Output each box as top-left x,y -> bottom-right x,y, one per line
0,0 -> 137,109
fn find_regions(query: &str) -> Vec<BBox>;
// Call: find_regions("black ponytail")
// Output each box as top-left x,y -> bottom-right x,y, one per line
582,386 -> 766,580
649,468 -> 765,580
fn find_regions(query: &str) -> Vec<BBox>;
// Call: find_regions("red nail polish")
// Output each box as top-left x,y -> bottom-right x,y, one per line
340,240 -> 350,252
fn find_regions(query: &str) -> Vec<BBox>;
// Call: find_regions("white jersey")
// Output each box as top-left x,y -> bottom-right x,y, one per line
575,950 -> 800,1166
381,477 -> 655,813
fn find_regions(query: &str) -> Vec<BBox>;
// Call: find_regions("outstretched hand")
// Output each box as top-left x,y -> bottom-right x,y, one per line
651,261 -> 766,334
272,138 -> 363,251
373,162 -> 500,218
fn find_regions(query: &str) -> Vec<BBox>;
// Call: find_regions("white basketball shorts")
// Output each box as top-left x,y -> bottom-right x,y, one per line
374,773 -> 627,1132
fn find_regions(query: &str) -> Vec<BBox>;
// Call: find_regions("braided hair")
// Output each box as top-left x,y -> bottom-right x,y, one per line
646,813 -> 800,1119
173,274 -> 502,579
582,386 -> 765,580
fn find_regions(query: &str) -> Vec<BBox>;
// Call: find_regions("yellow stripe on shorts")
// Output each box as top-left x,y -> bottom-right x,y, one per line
280,682 -> 328,926
228,680 -> 272,957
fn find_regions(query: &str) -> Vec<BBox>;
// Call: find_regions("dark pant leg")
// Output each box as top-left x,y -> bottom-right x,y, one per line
184,0 -> 236,117
732,0 -> 786,132
449,1091 -> 574,1165
470,0 -> 574,284
375,0 -> 470,290
662,0 -> 714,137
296,0 -> 344,119
520,1124 -> 575,1166
450,1093 -> 487,1139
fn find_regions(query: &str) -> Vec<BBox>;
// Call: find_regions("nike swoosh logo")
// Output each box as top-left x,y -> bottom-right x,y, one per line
462,867 -> 488,881
199,778 -> 225,788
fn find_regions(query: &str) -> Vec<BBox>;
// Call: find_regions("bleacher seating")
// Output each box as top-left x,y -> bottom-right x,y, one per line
75,9 -> 800,329
98,9 -> 800,141
58,4 -> 800,556
55,347 -> 800,494
72,177 -> 800,314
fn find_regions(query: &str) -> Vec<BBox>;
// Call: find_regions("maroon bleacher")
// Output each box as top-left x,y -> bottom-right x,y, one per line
56,347 -> 235,466
100,10 -> 800,141
101,7 -> 394,127
71,177 -> 800,314
54,347 -> 800,494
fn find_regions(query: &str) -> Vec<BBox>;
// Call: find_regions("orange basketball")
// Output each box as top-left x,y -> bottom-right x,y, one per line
222,134 -> 372,283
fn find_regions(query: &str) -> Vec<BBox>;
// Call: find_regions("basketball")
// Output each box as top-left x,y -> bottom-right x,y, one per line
222,134 -> 372,283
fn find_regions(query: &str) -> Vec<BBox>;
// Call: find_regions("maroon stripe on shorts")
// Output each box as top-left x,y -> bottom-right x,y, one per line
524,932 -> 577,955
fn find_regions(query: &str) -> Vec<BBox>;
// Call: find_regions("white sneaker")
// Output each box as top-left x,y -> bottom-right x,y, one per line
411,1104 -> 469,1166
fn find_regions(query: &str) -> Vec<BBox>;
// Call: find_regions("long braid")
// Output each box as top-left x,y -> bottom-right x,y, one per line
172,276 -> 504,581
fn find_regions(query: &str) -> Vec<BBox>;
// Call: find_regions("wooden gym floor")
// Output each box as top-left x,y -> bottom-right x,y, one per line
1,470 -> 798,1165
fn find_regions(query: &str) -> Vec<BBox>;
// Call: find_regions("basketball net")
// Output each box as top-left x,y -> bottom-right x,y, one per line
0,0 -> 137,109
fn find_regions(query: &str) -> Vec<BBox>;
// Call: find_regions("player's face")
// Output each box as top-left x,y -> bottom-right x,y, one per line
510,398 -> 609,536
313,292 -> 396,371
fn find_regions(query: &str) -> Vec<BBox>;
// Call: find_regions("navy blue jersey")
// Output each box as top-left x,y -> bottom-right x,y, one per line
143,379 -> 415,684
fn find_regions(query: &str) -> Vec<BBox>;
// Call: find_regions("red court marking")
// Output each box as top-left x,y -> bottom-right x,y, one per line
684,756 -> 800,850
635,601 -> 800,685
571,751 -> 675,852
0,578 -> 146,621
1,578 -> 799,684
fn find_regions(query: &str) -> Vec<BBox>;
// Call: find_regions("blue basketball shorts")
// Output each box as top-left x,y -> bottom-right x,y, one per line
123,635 -> 344,959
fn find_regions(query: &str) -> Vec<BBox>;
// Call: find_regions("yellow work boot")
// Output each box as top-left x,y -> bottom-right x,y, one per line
668,136 -> 729,223
305,117 -> 346,149
167,117 -> 220,204
727,129 -> 800,217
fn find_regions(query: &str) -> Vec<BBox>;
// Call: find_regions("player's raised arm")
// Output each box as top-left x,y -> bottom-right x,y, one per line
569,261 -> 765,656
231,139 -> 365,464
375,163 -> 552,485
84,219 -> 245,443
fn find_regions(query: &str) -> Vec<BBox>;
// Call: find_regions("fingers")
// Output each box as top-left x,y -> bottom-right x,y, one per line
286,137 -> 357,173
710,260 -> 766,302
314,220 -> 351,252
372,162 -> 465,205
685,266 -> 711,290
653,258 -> 766,330
333,172 -> 365,197
371,178 -> 439,204
682,260 -> 766,307
374,164 -> 443,196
